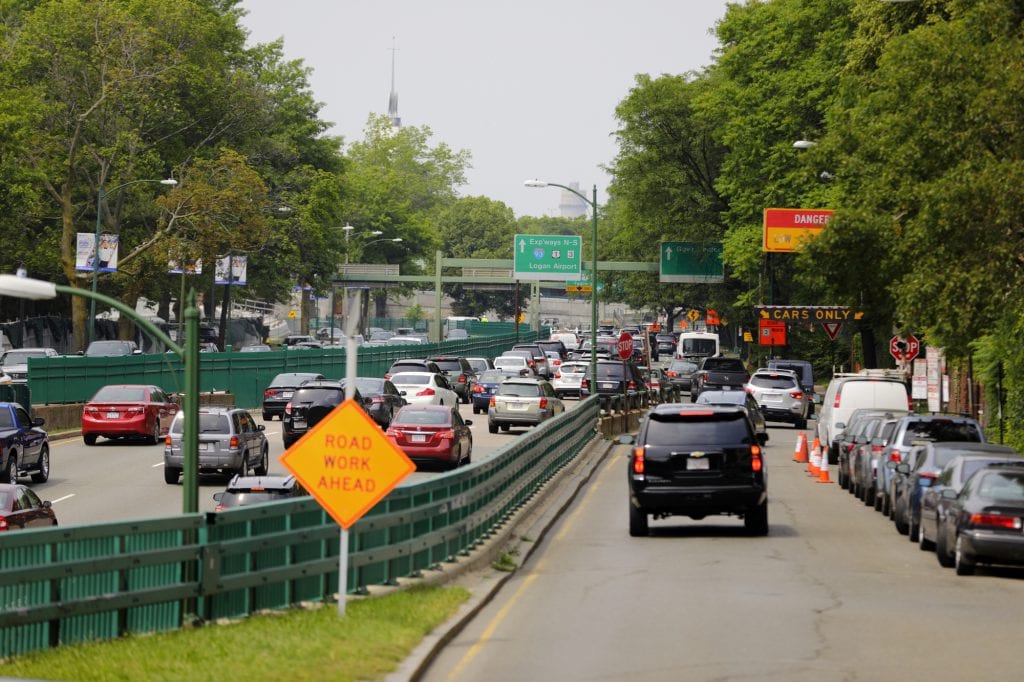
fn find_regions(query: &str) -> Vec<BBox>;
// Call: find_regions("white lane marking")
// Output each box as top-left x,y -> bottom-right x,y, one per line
152,462 -> 164,468
51,494 -> 75,504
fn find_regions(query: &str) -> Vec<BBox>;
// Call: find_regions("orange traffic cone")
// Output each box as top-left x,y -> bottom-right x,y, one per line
817,458 -> 833,483
808,440 -> 820,477
793,432 -> 808,463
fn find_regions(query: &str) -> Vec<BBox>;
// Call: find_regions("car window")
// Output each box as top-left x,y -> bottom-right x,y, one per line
14,407 -> 31,428
0,409 -> 13,430
392,373 -> 429,385
293,387 -> 346,402
91,386 -> 147,402
902,420 -> 982,445
750,374 -> 797,389
976,472 -> 1024,501
644,412 -> 752,446
397,408 -> 450,425
499,383 -> 541,397
432,360 -> 465,372
595,364 -> 624,380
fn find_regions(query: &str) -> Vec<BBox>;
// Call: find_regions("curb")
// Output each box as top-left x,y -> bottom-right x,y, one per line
384,434 -> 619,682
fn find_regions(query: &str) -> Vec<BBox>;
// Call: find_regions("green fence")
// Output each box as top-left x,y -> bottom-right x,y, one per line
0,383 -> 31,416
26,332 -> 539,409
0,398 -> 600,659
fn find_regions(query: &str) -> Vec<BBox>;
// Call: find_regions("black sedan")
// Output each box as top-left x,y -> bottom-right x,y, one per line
935,464 -> 1024,575
343,377 -> 406,428
0,402 -> 50,484
0,483 -> 58,530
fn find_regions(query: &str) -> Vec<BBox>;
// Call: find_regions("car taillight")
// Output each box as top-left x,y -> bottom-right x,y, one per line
165,436 -> 172,446
230,436 -> 239,448
383,373 -> 392,380
439,430 -> 455,439
871,445 -> 884,454
581,378 -> 589,390
633,447 -> 645,475
627,380 -> 636,390
84,406 -> 99,413
385,427 -> 397,437
834,391 -> 842,408
790,391 -> 803,400
554,372 -> 562,379
539,397 -> 548,409
666,371 -> 677,377
126,407 -> 144,414
416,388 -> 436,397
214,504 -> 225,512
458,375 -> 466,383
263,389 -> 276,398
889,448 -> 902,463
907,396 -> 913,411
284,402 -> 293,416
472,385 -> 484,393
968,513 -> 1022,530
371,396 -> 385,404
0,517 -> 8,531
751,445 -> 763,472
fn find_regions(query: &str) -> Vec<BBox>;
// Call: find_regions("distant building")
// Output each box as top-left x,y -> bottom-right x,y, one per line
559,182 -> 587,218
388,39 -> 401,129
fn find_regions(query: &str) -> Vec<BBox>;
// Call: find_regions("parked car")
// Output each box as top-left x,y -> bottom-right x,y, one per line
82,384 -> 178,446
851,415 -> 903,510
664,358 -> 699,392
163,407 -> 269,484
282,380 -> 362,448
386,404 -> 472,471
552,361 -> 589,399
894,441 -> 1003,541
0,402 -> 49,484
745,369 -> 809,429
696,389 -> 767,441
282,335 -> 316,347
0,347 -> 60,384
384,359 -> 441,380
536,339 -> 568,361
213,475 -> 308,511
471,368 -> 517,414
83,339 -> 141,356
389,372 -> 459,407
621,404 -> 769,537
465,357 -> 493,375
818,373 -> 909,464
426,356 -> 476,404
240,344 -> 272,352
879,414 -> 985,518
488,377 -> 564,433
0,483 -> 57,530
262,372 -> 327,421
917,446 -> 1021,551
934,464 -> 1024,574
835,409 -> 907,493
342,377 -> 406,428
582,359 -> 645,399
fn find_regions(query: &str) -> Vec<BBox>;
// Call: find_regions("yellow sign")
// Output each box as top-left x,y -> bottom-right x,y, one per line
279,400 -> 415,529
763,208 -> 834,253
566,285 -> 592,293
755,305 -> 865,322
743,331 -> 754,342
288,311 -> 297,319
687,309 -> 700,322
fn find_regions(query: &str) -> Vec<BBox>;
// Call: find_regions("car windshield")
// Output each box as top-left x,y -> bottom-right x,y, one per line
91,386 -> 146,402
2,350 -> 48,365
391,373 -> 429,385
669,361 -> 698,373
218,491 -> 290,508
270,374 -> 319,388
86,342 -> 131,356
702,358 -> 743,371
478,370 -> 507,383
750,374 -> 797,389
902,420 -> 982,445
696,391 -> 746,406
171,413 -> 229,435
644,412 -> 752,446
396,409 -> 449,425
0,411 -> 14,429
499,383 -> 541,397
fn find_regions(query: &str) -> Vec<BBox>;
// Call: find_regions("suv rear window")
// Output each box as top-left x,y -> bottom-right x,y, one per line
902,419 -> 982,445
498,383 -> 541,397
644,412 -> 752,446
292,387 -> 346,402
432,359 -> 465,372
702,358 -> 745,372
390,362 -> 429,373
750,374 -> 797,389
171,413 -> 229,434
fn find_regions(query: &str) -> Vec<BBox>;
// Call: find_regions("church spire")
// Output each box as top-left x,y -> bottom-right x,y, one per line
388,37 -> 401,128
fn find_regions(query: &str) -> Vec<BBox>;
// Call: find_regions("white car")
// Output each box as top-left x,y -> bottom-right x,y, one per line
552,361 -> 588,398
0,347 -> 60,383
389,372 -> 459,406
494,355 -> 535,376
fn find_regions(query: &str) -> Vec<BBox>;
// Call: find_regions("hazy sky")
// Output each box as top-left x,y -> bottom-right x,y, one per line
239,1 -> 733,218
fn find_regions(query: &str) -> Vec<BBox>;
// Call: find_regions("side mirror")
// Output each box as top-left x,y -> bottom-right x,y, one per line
399,390 -> 407,396
32,417 -> 46,427
896,463 -> 910,474
258,424 -> 266,432
836,422 -> 846,430
212,492 -> 223,501
464,420 -> 473,426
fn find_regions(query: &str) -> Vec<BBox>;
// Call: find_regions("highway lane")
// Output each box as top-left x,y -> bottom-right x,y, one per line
420,422 -> 1024,682
36,397 -> 587,527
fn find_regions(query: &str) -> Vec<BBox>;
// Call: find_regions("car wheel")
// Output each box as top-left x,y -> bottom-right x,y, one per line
262,411 -> 272,421
894,499 -> 909,535
936,531 -> 955,568
2,455 -> 16,484
873,489 -> 883,512
954,535 -> 976,575
909,519 -> 920,543
31,446 -> 50,483
164,466 -> 181,485
149,419 -> 161,445
84,433 -> 98,446
255,446 -> 269,476
628,502 -> 648,537
880,491 -> 891,517
745,500 -> 769,536
500,424 -> 510,432
919,522 -> 934,551
796,418 -> 807,430
837,467 -> 848,490
864,485 -> 875,507
488,422 -> 498,434
473,406 -> 480,415
237,453 -> 249,477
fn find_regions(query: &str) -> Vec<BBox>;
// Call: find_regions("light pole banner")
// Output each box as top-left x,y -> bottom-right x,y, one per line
75,232 -> 119,272
168,257 -> 203,275
214,255 -> 247,285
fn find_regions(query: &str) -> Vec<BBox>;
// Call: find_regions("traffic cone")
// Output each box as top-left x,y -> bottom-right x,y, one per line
809,437 -> 821,467
808,441 -> 820,477
793,432 -> 808,463
817,458 -> 833,484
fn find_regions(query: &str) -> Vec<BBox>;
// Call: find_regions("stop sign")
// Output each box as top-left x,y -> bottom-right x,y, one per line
889,334 -> 920,362
617,331 -> 634,360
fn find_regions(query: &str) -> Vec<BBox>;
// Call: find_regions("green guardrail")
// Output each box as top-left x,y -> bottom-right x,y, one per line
25,332 -> 540,408
0,397 -> 600,659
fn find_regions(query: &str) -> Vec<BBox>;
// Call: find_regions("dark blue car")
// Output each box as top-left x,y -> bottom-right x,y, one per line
471,368 -> 524,414
0,402 -> 50,484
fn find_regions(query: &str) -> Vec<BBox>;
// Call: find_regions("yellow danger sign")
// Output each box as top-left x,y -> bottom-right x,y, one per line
279,400 -> 415,529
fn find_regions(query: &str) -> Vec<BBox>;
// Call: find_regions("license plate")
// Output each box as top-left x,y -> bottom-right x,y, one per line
106,411 -> 119,419
687,458 -> 710,470
721,385 -> 732,391
198,442 -> 210,451
410,434 -> 427,443
282,391 -> 293,399
601,383 -> 615,389
292,419 -> 306,429
510,403 -> 529,411
764,392 -> 782,402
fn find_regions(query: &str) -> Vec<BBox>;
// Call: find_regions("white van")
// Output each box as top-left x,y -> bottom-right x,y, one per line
817,374 -> 910,463
676,331 -> 719,359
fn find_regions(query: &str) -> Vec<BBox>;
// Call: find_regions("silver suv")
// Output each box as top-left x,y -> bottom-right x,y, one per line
746,369 -> 809,429
163,407 -> 269,484
488,378 -> 564,433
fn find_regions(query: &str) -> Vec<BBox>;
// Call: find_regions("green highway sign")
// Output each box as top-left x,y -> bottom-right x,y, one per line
566,270 -> 603,293
660,241 -> 724,283
513,234 -> 582,281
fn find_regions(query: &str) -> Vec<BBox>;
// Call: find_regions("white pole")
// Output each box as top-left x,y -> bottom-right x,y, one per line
338,290 -> 362,616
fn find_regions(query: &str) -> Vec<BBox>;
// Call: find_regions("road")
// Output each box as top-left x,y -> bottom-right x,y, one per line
39,399 -> 582,527
419,421 -> 1024,682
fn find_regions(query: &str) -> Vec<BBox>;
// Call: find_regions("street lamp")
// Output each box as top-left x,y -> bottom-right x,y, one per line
524,179 -> 599,388
327,226 -> 389,342
89,177 -> 178,345
0,273 -> 201,514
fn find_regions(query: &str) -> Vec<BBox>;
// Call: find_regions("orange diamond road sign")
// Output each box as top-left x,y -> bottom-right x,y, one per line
279,399 -> 415,529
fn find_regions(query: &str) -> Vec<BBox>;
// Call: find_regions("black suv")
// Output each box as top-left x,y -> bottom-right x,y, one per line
583,359 -> 645,398
262,372 -> 326,421
426,356 -> 476,404
622,404 -> 768,537
282,380 -> 363,448
384,359 -> 441,380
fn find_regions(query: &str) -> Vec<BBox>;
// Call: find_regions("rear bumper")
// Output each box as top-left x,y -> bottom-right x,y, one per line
82,414 -> 149,437
960,530 -> 1024,565
761,407 -> 802,422
631,482 -> 766,516
165,448 -> 244,472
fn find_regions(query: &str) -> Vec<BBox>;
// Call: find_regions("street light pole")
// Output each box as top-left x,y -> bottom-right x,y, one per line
0,274 -> 200,514
89,177 -> 177,345
524,180 -> 600,388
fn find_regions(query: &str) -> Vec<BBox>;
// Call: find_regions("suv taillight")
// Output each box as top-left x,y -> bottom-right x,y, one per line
165,435 -> 172,446
632,447 -> 645,475
539,397 -> 548,409
790,391 -> 803,400
834,391 -> 842,408
284,402 -> 293,416
751,445 -> 763,472
627,380 -> 636,390
230,436 -> 239,448
889,448 -> 902,463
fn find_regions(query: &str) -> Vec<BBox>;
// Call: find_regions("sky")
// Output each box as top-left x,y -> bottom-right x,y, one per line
239,0 -> 734,218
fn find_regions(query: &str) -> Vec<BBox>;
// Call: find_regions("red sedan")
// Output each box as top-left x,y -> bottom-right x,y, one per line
0,483 -> 58,531
82,384 -> 178,446
385,404 -> 473,471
